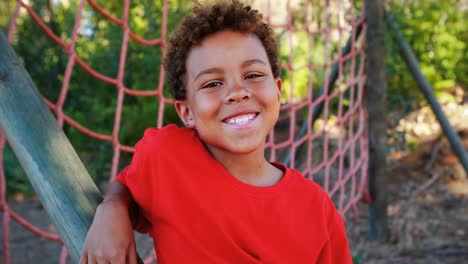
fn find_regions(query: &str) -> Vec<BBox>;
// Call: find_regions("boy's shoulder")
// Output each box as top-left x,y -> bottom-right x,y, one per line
288,167 -> 328,195
136,124 -> 196,150
141,124 -> 193,139
130,125 -> 200,162
285,167 -> 337,212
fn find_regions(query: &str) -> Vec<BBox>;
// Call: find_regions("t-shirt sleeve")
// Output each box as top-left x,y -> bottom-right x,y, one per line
116,129 -> 159,234
317,197 -> 353,264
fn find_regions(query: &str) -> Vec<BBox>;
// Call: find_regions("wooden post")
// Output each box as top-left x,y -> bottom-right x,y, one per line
0,31 -> 102,262
365,0 -> 389,241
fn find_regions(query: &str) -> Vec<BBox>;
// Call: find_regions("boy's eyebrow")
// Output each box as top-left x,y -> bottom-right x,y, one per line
241,59 -> 267,68
194,67 -> 223,81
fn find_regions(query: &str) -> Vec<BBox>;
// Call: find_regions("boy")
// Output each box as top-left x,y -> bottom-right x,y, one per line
80,1 -> 352,263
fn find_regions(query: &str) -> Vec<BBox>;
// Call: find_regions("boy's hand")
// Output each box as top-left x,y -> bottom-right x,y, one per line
80,198 -> 138,264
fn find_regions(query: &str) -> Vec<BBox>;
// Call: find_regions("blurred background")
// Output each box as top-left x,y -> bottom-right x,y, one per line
0,0 -> 466,263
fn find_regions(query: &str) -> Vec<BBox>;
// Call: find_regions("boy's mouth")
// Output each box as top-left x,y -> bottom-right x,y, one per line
223,113 -> 258,126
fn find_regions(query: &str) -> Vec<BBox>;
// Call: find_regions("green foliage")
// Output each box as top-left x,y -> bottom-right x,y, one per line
386,0 -> 466,104
352,252 -> 363,264
0,0 -> 16,33
278,30 -> 326,102
3,146 -> 35,197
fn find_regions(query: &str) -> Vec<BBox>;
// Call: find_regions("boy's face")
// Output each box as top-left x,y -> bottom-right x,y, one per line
175,30 -> 281,156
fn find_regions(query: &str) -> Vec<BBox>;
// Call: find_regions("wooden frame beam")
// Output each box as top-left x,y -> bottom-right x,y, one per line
0,31 -> 102,262
365,0 -> 389,241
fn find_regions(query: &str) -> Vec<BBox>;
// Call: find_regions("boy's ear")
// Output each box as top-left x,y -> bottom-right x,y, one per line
275,78 -> 282,101
174,100 -> 195,128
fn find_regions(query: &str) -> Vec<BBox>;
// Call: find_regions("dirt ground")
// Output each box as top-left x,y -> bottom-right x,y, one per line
347,101 -> 468,263
348,156 -> 468,264
1,103 -> 467,263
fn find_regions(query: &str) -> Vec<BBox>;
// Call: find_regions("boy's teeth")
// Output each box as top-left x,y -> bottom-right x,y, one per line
226,114 -> 255,125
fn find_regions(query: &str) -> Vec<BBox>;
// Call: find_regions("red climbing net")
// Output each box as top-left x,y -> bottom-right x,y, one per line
1,0 -> 368,263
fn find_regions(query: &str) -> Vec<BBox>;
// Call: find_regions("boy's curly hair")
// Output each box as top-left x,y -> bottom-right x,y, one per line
163,0 -> 280,100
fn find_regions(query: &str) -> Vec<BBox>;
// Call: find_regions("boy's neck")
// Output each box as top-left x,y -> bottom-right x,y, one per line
206,145 -> 283,187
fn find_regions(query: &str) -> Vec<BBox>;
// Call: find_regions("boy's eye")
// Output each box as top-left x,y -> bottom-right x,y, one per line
202,81 -> 223,89
245,73 -> 263,79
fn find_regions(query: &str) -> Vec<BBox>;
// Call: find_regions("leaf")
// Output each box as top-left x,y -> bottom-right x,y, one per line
434,79 -> 455,90
435,91 -> 456,103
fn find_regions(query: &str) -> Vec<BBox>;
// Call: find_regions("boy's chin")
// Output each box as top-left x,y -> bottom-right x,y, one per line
206,141 -> 266,157
230,140 -> 269,154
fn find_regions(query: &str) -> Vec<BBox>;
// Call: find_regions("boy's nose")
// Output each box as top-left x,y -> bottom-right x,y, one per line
226,82 -> 250,103
227,84 -> 250,103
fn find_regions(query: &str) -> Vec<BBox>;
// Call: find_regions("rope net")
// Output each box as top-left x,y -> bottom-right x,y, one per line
1,0 -> 368,263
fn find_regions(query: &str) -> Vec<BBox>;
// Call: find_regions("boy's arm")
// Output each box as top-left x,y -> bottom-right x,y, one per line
80,180 -> 139,264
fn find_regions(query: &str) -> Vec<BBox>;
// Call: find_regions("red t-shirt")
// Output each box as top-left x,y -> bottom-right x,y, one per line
117,124 -> 352,263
